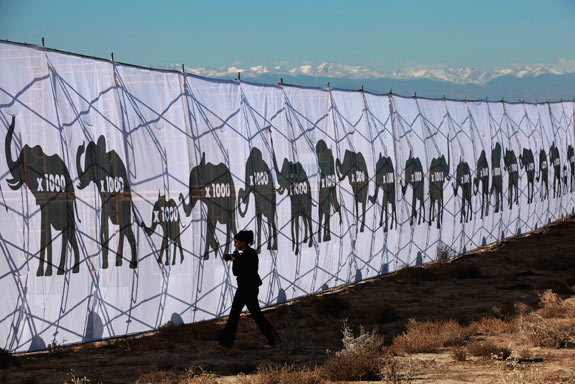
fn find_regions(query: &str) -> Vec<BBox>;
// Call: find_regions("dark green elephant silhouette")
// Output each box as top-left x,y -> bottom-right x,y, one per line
519,148 -> 535,204
549,142 -> 561,198
179,153 -> 237,260
238,147 -> 277,252
568,144 -> 574,192
490,143 -> 503,213
336,150 -> 369,233
474,150 -> 489,218
6,116 -> 80,276
428,139 -> 450,229
77,135 -> 137,269
503,149 -> 519,209
401,151 -> 425,226
453,159 -> 472,223
369,153 -> 396,232
273,155 -> 313,255
140,192 -> 184,265
536,149 -> 549,201
315,140 -> 341,242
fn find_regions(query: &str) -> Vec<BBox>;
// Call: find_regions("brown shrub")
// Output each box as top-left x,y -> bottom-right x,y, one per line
519,313 -> 570,348
450,346 -> 467,361
321,320 -> 386,381
392,319 -> 470,353
473,317 -> 516,335
467,341 -> 511,360
135,367 -> 219,384
538,290 -> 575,318
237,365 -> 322,384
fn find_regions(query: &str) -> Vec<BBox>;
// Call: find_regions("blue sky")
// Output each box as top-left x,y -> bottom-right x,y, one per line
2,0 -> 575,77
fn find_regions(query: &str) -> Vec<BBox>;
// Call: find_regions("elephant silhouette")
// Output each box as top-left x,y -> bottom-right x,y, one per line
568,144 -> 574,193
315,140 -> 341,242
180,153 -> 237,260
5,116 -> 80,276
453,159 -> 472,223
272,155 -> 313,255
490,143 -> 503,213
369,153 -> 396,232
473,150 -> 489,218
76,135 -> 137,269
503,149 -> 519,209
519,148 -> 535,204
140,192 -> 184,265
237,148 -> 277,252
336,150 -> 369,233
549,142 -> 561,198
536,149 -> 549,201
401,151 -> 425,226
428,138 -> 450,228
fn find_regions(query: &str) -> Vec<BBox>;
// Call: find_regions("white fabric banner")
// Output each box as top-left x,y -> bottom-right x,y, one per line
1,41 -> 574,352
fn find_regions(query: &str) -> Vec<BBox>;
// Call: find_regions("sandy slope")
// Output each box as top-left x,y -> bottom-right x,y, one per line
3,215 -> 575,383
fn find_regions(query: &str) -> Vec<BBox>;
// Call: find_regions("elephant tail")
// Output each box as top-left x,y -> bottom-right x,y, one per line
369,183 -> 379,204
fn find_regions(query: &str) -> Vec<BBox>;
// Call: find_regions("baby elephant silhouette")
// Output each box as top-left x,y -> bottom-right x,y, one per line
140,193 -> 184,265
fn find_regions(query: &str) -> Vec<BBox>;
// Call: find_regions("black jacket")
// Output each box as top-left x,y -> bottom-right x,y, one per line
232,247 -> 263,288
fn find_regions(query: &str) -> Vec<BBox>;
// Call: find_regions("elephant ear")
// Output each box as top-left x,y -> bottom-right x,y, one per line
96,135 -> 107,158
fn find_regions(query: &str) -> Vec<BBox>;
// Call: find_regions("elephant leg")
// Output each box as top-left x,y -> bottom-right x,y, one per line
204,219 -> 216,260
57,228 -> 69,275
383,201 -> 388,232
124,226 -> 137,269
38,213 -> 48,276
256,214 -> 262,253
176,236 -> 184,264
101,212 -> 110,269
325,212 -> 331,241
68,226 -> 80,273
160,236 -> 168,265
307,215 -> 313,247
428,199 -> 433,226
437,199 -> 442,229
410,195 -> 416,225
294,217 -> 300,255
359,200 -> 367,232
116,231 -> 124,267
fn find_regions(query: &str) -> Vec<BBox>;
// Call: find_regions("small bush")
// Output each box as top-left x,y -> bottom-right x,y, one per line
238,364 -> 322,384
450,346 -> 467,361
321,320 -> 385,381
538,290 -> 575,319
473,317 -> 516,335
135,367 -> 219,384
519,313 -> 570,348
392,319 -> 470,353
467,341 -> 511,360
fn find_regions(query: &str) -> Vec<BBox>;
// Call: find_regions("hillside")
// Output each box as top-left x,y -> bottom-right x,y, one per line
2,215 -> 575,384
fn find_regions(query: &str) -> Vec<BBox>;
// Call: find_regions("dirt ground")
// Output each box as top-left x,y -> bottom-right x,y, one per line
2,215 -> 575,383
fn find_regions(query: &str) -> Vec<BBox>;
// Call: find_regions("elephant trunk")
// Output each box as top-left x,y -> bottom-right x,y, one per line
140,217 -> 158,236
76,143 -> 91,190
238,187 -> 250,217
272,154 -> 287,195
401,178 -> 408,196
5,116 -> 17,171
179,192 -> 193,217
473,176 -> 479,196
336,159 -> 345,181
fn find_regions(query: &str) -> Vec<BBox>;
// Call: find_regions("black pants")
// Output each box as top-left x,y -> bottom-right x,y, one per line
219,286 -> 276,347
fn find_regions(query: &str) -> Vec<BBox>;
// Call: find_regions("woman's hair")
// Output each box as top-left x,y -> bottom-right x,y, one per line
234,230 -> 254,245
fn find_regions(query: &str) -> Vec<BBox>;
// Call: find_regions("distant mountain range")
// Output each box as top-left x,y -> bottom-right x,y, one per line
164,62 -> 575,102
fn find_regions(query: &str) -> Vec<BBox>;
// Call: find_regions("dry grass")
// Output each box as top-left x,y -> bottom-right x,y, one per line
237,365 -> 323,384
321,320 -> 386,381
471,317 -> 517,335
538,290 -> 575,319
392,319 -> 471,353
466,341 -> 511,360
450,346 -> 467,361
134,367 -> 219,384
519,313 -> 571,348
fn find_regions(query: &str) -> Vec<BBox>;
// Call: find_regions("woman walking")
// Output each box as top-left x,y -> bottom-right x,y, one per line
217,230 -> 278,348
